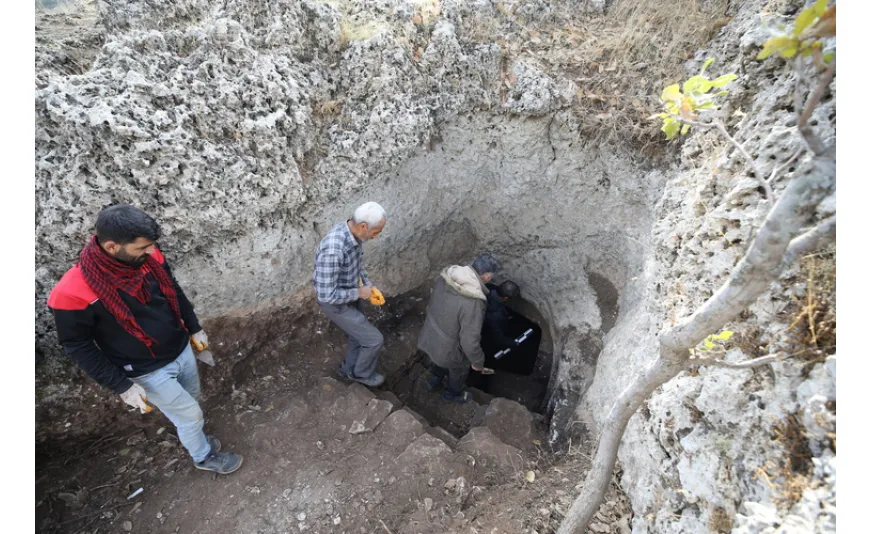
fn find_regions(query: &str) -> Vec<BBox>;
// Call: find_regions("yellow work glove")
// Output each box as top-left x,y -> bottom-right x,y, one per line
369,287 -> 385,306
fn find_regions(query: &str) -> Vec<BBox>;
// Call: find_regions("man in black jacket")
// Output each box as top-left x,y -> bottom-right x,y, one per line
483,280 -> 521,350
48,205 -> 242,474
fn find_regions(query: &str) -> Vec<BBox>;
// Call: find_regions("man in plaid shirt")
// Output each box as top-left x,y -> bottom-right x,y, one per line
314,202 -> 387,387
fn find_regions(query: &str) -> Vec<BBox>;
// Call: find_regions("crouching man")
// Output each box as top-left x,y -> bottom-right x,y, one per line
47,205 -> 242,474
417,253 -> 499,403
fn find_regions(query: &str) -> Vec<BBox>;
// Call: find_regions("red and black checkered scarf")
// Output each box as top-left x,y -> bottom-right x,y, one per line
79,236 -> 186,355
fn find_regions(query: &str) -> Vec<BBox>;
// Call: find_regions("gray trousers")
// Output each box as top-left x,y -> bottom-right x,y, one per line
319,300 -> 384,379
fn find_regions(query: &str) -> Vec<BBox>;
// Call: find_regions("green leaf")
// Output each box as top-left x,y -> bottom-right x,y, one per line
781,45 -> 799,58
794,0 -> 827,36
757,36 -> 799,60
661,84 -> 682,102
718,330 -> 734,340
704,339 -> 715,349
119,448 -> 131,456
680,123 -> 690,135
823,51 -> 835,63
662,119 -> 680,140
710,73 -> 738,88
683,75 -> 713,96
713,90 -> 729,97
695,101 -> 718,110
700,57 -> 715,75
757,49 -> 773,60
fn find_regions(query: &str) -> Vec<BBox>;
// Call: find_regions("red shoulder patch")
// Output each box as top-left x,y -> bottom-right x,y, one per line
47,265 -> 98,311
150,246 -> 166,264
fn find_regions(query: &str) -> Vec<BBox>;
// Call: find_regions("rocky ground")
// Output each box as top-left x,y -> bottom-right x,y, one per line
36,292 -> 632,534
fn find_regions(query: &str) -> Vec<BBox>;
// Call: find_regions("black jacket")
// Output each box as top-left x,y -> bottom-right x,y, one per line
47,248 -> 201,394
483,283 -> 517,350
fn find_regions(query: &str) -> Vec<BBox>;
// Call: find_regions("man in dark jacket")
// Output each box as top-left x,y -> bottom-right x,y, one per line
417,253 -> 500,403
48,205 -> 242,474
483,280 -> 521,350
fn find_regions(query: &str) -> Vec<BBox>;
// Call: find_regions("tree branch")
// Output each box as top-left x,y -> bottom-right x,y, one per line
688,352 -> 789,369
793,56 -> 805,128
768,147 -> 805,186
779,215 -> 836,269
798,58 -> 836,156
680,118 -> 774,200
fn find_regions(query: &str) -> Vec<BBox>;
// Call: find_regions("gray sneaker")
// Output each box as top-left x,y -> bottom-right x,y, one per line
337,367 -> 353,380
352,372 -> 385,388
195,450 -> 243,474
206,435 -> 221,453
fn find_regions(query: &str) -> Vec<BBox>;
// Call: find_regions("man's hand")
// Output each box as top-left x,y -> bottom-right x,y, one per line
472,365 -> 495,375
358,285 -> 373,300
191,330 -> 209,351
120,383 -> 152,413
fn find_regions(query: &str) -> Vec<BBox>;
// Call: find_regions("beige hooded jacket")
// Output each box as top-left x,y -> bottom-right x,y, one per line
417,265 -> 488,369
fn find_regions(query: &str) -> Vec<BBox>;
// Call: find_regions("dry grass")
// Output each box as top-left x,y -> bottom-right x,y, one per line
735,325 -> 767,359
475,0 -> 732,146
569,0 -> 731,144
708,506 -> 733,533
783,248 -> 836,368
745,248 -> 835,506
338,19 -> 383,46
754,414 -> 815,506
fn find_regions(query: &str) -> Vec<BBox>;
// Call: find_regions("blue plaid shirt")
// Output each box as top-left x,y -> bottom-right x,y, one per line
313,221 -> 371,304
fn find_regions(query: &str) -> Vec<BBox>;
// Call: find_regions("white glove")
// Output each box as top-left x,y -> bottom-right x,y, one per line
472,365 -> 495,375
191,330 -> 209,351
120,383 -> 151,413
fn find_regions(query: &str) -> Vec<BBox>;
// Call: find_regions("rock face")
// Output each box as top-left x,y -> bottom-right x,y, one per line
576,0 -> 837,532
35,1 -> 835,533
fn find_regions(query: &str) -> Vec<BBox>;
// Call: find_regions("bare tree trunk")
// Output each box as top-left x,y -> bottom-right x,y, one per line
556,147 -> 835,534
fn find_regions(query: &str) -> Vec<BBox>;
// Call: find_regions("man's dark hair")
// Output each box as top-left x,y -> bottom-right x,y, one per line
471,252 -> 501,275
95,204 -> 161,245
496,280 -> 520,299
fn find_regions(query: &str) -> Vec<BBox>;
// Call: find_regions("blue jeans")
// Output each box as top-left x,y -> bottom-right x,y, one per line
131,344 -> 211,462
